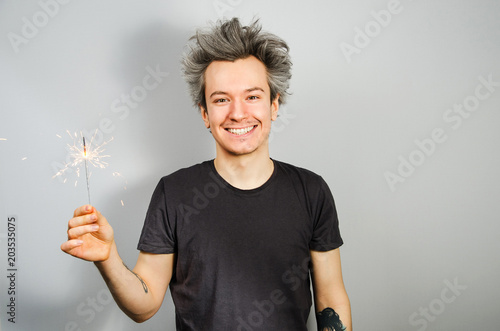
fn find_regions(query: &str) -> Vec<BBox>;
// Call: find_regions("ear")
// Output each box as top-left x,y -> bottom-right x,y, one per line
199,104 -> 210,128
271,94 -> 280,121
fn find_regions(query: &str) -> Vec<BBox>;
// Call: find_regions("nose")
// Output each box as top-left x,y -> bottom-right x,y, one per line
228,99 -> 247,121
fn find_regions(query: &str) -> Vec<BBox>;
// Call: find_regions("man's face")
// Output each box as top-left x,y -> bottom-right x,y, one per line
201,56 -> 279,158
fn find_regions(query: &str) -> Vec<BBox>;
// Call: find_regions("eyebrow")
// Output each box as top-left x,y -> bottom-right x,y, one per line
209,87 -> 265,99
245,87 -> 265,93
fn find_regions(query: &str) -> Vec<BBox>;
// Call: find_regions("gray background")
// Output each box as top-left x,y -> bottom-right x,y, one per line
1,0 -> 499,330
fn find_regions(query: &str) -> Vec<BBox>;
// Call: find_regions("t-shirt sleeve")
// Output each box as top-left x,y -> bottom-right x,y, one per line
137,179 -> 177,254
309,177 -> 343,251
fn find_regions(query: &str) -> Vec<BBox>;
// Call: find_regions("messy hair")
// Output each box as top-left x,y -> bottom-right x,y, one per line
181,17 -> 292,111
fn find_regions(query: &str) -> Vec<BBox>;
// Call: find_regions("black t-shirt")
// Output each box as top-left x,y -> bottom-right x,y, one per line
137,159 -> 343,330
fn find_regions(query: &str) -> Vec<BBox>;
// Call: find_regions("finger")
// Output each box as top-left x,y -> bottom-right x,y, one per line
67,224 -> 99,239
73,205 -> 94,217
60,239 -> 84,253
95,210 -> 109,226
68,213 -> 97,230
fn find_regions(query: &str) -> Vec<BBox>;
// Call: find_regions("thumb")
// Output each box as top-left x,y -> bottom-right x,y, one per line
94,209 -> 108,226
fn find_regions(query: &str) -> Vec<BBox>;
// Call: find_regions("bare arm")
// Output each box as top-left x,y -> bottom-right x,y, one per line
95,245 -> 174,322
310,248 -> 352,331
61,205 -> 174,322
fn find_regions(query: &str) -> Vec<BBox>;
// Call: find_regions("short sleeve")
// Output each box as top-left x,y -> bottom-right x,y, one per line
309,177 -> 343,251
137,179 -> 176,254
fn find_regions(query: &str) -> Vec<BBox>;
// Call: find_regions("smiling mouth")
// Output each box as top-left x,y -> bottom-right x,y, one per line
225,125 -> 256,136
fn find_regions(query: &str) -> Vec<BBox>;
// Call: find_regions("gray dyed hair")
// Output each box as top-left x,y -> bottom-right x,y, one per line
181,17 -> 292,111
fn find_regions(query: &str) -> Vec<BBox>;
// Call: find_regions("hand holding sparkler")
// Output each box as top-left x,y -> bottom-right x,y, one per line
61,205 -> 115,262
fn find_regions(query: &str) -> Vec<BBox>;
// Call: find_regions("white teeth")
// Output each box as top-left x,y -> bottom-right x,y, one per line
227,126 -> 254,135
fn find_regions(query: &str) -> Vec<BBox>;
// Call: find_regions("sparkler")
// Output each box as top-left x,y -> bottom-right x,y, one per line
83,137 -> 91,205
53,130 -> 113,201
53,130 -> 127,206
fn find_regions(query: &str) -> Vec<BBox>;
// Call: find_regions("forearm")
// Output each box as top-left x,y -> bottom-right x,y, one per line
94,242 -> 158,322
315,284 -> 352,331
311,249 -> 352,331
316,301 -> 352,331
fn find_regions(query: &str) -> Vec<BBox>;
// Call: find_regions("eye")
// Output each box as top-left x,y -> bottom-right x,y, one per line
214,98 -> 228,103
247,95 -> 259,100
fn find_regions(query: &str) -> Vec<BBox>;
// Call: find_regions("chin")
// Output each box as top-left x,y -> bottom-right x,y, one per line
228,148 -> 257,156
221,143 -> 260,156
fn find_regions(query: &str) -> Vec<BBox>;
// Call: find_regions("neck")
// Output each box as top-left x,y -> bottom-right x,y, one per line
214,149 -> 274,190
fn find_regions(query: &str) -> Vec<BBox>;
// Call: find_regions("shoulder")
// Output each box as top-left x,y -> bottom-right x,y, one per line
273,160 -> 337,222
274,160 -> 325,186
159,160 -> 213,184
153,160 -> 214,198
273,160 -> 333,203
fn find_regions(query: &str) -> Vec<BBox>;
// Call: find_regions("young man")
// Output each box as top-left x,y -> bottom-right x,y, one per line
61,18 -> 351,331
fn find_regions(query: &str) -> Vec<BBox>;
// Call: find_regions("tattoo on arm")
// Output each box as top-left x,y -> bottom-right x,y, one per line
123,262 -> 149,294
316,307 -> 346,331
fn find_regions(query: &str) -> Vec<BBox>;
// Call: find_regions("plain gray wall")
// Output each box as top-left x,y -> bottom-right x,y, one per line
1,0 -> 499,330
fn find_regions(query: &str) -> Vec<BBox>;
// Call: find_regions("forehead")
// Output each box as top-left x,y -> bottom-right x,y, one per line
204,56 -> 270,95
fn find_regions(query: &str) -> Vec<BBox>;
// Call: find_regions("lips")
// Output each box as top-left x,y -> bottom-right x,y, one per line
225,125 -> 256,135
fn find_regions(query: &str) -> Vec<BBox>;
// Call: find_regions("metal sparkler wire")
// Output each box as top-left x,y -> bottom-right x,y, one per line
83,137 -> 91,205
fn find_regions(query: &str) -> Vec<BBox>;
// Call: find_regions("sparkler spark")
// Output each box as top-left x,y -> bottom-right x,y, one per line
53,129 -> 127,207
53,130 -> 112,199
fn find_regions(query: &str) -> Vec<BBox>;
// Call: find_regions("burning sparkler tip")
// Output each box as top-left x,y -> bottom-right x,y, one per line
83,137 -> 87,158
